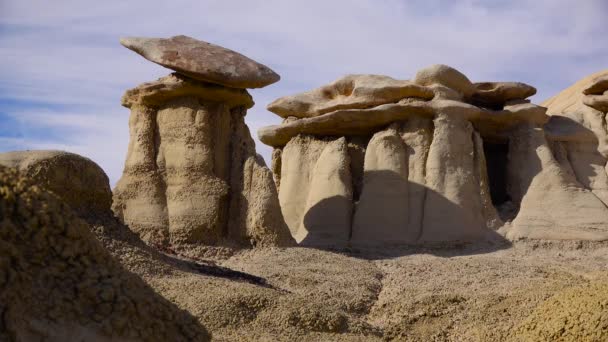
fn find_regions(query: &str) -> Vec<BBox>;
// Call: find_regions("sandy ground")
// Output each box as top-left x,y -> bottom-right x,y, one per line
94,219 -> 608,341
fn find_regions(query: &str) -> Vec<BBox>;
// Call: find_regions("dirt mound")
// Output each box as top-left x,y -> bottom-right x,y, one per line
511,279 -> 608,342
0,150 -> 112,218
0,166 -> 209,341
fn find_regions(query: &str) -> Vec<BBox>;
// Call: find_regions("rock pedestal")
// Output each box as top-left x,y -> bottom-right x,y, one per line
262,65 -> 608,246
113,36 -> 293,247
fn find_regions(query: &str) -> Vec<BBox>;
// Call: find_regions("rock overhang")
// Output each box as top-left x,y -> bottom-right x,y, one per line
259,66 -> 546,147
120,35 -> 280,89
121,73 -> 254,109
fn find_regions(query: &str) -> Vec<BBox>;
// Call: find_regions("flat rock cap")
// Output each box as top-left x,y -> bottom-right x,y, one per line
120,35 -> 280,89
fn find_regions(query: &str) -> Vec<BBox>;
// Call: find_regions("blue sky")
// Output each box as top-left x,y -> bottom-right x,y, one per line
1,0 -> 607,185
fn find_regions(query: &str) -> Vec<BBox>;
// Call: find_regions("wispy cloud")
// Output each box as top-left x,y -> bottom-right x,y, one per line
1,0 -> 606,185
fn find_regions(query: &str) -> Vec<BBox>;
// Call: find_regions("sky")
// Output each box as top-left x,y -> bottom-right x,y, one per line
1,0 -> 607,186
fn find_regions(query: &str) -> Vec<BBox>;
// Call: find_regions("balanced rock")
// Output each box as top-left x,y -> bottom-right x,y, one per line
115,38 -> 293,247
0,166 -> 210,341
262,64 -> 608,246
267,74 -> 434,118
0,150 -> 112,218
120,35 -> 280,88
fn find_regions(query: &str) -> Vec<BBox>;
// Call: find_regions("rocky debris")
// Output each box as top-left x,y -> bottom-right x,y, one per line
262,65 -> 608,246
114,50 -> 293,248
0,166 -> 210,341
471,82 -> 536,108
267,74 -> 434,118
0,150 -> 112,218
512,279 -> 608,341
120,35 -> 279,88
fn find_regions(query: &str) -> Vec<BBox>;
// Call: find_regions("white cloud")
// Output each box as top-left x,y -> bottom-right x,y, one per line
0,0 -> 606,185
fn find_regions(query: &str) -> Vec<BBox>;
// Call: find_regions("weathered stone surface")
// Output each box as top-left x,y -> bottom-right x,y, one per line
278,135 -> 329,238
297,138 -> 352,247
471,82 -> 536,107
121,35 -> 279,88
0,150 -> 111,217
227,114 -> 294,247
541,70 -> 608,213
0,166 -> 210,341
113,75 -> 293,247
278,135 -> 352,247
267,74 -> 434,118
413,64 -> 475,98
400,117 -> 433,241
542,70 -> 608,156
122,73 -> 254,109
506,124 -> 608,241
419,114 -> 488,242
473,132 -> 503,229
351,125 -> 410,245
264,65 -> 608,245
582,74 -> 608,95
582,93 -> 608,112
259,101 -> 433,146
259,98 -> 548,147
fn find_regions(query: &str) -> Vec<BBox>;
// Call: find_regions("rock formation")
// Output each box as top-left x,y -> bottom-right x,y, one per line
504,70 -> 608,241
262,65 -> 608,246
0,165 -> 210,341
0,150 -> 112,218
113,36 -> 293,247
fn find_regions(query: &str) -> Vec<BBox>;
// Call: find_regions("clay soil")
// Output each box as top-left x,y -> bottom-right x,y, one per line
97,222 -> 608,342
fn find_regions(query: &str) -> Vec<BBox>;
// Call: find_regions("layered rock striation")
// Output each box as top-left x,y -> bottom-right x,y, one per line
113,36 -> 293,247
262,65 -> 608,246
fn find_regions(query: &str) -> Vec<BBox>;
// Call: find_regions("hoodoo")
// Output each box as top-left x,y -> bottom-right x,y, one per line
113,35 -> 293,247
261,65 -> 608,246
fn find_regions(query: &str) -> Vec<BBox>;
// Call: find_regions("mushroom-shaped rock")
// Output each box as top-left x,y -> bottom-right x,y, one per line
471,82 -> 536,108
114,71 -> 293,247
0,150 -> 112,217
120,35 -> 279,88
267,74 -> 434,118
413,64 -> 475,98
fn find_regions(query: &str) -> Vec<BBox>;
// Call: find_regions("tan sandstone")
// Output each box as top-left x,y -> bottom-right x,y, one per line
267,74 -> 434,118
113,73 -> 292,247
0,150 -> 112,218
0,166 -> 210,341
262,64 -> 608,246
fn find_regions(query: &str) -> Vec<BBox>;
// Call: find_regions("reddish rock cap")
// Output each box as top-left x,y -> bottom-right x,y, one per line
121,35 -> 280,89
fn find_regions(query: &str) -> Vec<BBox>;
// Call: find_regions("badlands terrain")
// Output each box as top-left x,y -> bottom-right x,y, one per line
1,35 -> 608,341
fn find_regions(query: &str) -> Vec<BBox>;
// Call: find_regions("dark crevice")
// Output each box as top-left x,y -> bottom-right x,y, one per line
483,140 -> 510,206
